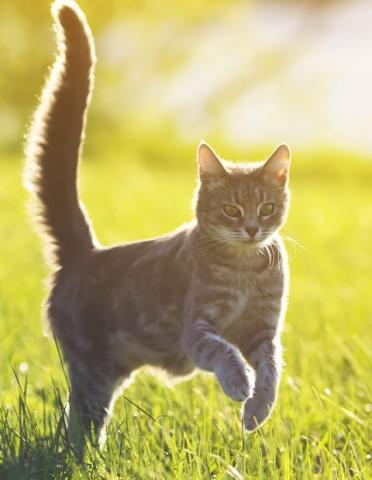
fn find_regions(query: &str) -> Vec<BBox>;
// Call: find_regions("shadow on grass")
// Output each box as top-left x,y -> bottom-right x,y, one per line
0,369 -> 77,480
0,442 -> 73,480
0,368 -> 116,479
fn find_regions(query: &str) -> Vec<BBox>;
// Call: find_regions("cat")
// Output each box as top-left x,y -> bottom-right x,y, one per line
25,0 -> 291,449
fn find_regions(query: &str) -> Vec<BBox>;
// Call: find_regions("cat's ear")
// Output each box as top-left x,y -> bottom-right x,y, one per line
261,144 -> 290,187
197,141 -> 226,178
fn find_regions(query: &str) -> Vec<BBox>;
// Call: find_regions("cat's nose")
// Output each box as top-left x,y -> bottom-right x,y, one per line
245,226 -> 258,238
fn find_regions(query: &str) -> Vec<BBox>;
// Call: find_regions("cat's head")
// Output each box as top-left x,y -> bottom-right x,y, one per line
195,142 -> 291,247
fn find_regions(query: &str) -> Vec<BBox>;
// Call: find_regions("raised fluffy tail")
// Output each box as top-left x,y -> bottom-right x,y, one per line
25,0 -> 96,267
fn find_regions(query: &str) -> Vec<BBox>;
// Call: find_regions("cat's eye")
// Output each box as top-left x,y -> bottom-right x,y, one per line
259,203 -> 275,216
223,204 -> 241,218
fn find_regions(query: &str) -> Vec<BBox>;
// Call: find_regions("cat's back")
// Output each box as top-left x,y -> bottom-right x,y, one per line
52,225 -> 192,305
47,226 -> 193,356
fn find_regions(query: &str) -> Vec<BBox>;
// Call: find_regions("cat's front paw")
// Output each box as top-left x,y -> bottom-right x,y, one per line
242,393 -> 275,431
216,362 -> 254,402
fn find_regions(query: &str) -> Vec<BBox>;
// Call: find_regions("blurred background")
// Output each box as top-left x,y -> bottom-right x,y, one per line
1,0 -> 372,155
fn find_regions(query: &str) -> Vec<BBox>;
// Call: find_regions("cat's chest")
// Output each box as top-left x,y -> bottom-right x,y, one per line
211,264 -> 283,332
227,268 -> 268,308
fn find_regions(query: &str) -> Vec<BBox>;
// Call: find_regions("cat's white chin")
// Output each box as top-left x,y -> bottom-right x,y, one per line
226,239 -> 262,257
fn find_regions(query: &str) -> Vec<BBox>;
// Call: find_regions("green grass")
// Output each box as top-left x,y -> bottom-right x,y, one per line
0,141 -> 371,479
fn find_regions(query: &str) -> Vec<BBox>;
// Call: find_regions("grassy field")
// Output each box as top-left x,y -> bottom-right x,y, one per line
0,141 -> 371,479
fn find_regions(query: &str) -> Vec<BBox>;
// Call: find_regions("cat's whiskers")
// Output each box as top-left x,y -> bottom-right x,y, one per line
260,244 -> 273,269
282,234 -> 304,250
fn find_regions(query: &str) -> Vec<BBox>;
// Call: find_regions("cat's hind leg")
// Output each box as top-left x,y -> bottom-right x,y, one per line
66,358 -> 125,455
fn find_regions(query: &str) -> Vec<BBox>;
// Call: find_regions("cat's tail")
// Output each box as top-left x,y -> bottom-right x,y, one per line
25,0 -> 96,268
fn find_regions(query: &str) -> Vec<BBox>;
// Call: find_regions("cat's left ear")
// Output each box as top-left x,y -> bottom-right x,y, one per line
261,144 -> 291,187
197,141 -> 226,178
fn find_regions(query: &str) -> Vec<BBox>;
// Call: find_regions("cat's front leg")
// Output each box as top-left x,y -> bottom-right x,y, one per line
182,318 -> 255,402
241,335 -> 282,431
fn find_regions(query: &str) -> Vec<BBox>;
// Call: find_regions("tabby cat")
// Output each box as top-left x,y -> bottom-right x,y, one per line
26,0 -> 291,448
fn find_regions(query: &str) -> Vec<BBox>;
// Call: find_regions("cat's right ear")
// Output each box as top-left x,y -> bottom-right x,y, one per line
261,144 -> 291,187
197,141 -> 226,179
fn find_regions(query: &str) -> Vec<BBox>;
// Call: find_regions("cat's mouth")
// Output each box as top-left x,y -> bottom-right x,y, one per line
232,237 -> 262,246
226,229 -> 267,246
214,228 -> 267,248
